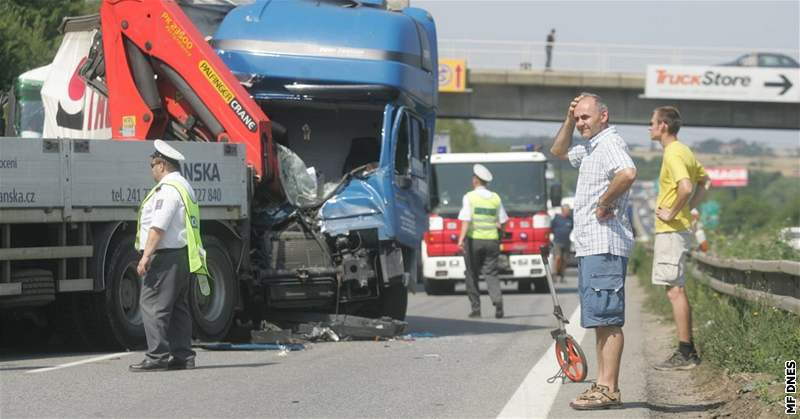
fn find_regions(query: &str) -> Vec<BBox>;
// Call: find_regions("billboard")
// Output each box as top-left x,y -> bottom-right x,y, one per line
706,167 -> 748,187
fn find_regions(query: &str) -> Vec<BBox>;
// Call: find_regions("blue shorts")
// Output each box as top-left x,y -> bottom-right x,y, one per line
577,254 -> 628,328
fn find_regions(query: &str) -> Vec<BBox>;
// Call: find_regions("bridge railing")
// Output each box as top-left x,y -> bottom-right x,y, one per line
439,39 -> 800,73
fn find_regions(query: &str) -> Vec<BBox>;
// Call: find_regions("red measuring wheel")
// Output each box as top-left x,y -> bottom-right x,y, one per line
554,334 -> 588,382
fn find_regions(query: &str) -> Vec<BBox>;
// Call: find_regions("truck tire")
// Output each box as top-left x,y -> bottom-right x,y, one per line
190,236 -> 236,341
96,235 -> 146,349
423,278 -> 455,295
379,282 -> 408,320
517,279 -> 533,293
533,277 -> 550,294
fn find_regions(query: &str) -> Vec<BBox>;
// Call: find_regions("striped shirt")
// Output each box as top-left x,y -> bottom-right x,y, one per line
568,126 -> 636,257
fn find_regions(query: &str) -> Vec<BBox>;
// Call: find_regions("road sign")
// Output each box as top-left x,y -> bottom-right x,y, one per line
699,200 -> 720,229
706,167 -> 748,187
439,58 -> 467,92
645,65 -> 800,103
432,132 -> 451,154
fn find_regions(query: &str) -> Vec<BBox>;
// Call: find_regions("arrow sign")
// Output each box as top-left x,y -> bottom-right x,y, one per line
764,74 -> 793,95
438,58 -> 467,93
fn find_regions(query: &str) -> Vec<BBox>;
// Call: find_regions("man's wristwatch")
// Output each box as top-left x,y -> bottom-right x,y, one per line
598,203 -> 616,211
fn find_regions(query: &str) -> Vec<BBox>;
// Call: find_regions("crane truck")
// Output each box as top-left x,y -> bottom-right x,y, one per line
0,0 -> 437,349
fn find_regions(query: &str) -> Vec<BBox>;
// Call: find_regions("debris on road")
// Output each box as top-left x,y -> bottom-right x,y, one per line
399,332 -> 437,340
257,313 -> 408,342
198,343 -> 306,351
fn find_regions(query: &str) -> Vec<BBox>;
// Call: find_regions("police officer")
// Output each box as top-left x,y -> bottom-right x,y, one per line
129,140 -> 209,372
457,164 -> 509,319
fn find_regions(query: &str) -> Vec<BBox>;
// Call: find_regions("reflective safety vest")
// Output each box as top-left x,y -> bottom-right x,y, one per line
136,180 -> 211,294
466,190 -> 501,240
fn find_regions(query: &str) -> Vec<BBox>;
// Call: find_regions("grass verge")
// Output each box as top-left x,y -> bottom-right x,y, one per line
630,244 -> 800,407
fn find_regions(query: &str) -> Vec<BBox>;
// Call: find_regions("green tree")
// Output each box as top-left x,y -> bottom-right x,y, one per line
435,119 -> 504,153
631,156 -> 663,181
0,0 -> 99,90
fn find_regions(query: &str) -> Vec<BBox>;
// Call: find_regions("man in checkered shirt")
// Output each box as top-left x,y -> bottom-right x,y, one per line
550,93 -> 637,410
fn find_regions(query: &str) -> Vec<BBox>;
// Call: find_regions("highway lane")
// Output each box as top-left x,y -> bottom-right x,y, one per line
0,271 -> 653,418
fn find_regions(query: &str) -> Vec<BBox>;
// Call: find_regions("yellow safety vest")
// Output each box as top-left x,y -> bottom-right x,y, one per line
136,180 -> 211,295
466,190 -> 501,240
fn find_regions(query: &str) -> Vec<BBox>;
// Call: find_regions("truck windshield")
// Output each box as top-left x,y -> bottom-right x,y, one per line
429,161 -> 548,217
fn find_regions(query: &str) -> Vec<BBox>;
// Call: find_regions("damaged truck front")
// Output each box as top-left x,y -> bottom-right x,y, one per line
0,0 -> 437,349
216,0 -> 438,321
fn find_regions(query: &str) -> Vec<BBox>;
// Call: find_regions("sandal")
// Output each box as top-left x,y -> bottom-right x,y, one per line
569,384 -> 622,410
575,383 -> 598,400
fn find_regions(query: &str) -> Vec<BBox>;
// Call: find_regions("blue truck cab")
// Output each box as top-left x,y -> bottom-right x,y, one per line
212,0 -> 437,319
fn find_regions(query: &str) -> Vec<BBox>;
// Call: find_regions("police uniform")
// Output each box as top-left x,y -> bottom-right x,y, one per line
131,140 -> 208,372
459,164 -> 509,318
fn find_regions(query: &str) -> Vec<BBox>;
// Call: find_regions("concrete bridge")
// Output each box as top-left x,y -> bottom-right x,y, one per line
438,69 -> 800,130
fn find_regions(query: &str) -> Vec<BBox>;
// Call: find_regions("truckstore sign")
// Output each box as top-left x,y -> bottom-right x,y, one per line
645,65 -> 800,103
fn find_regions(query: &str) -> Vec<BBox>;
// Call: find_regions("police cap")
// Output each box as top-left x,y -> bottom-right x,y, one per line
473,164 -> 493,182
151,139 -> 185,167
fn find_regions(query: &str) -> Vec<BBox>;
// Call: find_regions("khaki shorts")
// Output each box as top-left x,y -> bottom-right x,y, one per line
652,231 -> 692,287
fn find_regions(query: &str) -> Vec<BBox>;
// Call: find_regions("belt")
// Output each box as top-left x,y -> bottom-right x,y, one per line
154,246 -> 187,255
138,246 -> 187,256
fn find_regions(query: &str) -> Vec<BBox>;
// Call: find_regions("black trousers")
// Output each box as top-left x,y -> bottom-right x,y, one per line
464,238 -> 502,311
140,247 -> 195,362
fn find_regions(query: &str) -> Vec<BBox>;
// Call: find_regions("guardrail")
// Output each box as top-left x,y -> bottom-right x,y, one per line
690,251 -> 800,315
438,39 -> 800,73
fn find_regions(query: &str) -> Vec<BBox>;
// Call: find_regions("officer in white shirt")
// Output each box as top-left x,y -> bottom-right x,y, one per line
130,140 -> 204,372
456,164 -> 509,319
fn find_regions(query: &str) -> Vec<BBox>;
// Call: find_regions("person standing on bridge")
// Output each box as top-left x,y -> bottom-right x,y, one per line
130,140 -> 209,372
551,93 -> 637,410
457,164 -> 509,319
545,28 -> 556,70
649,106 -> 709,371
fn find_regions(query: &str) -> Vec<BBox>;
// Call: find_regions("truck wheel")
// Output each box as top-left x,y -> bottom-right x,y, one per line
190,236 -> 236,341
533,277 -> 550,294
517,279 -> 533,293
379,282 -> 408,320
423,278 -> 455,295
98,235 -> 146,349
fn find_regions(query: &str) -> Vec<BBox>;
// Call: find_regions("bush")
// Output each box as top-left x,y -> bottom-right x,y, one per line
709,227 -> 800,261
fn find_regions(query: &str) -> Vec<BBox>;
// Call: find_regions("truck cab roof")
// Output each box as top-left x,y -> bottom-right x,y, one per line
211,0 -> 437,108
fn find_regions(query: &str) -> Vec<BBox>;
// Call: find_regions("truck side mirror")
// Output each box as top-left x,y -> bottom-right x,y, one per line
550,183 -> 562,208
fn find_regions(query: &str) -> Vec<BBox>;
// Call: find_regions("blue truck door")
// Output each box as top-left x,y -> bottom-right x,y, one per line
391,107 -> 429,248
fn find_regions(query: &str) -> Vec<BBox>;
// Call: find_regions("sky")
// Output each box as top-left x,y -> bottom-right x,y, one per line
414,0 -> 800,150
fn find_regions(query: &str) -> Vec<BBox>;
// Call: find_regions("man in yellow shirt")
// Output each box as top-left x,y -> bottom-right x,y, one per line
649,106 -> 709,371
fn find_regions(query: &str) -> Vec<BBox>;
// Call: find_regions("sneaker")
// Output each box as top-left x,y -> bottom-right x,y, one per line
495,305 -> 504,319
468,310 -> 481,318
654,351 -> 701,371
570,384 -> 622,410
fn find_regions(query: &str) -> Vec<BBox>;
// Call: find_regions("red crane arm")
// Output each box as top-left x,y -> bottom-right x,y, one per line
99,0 -> 273,180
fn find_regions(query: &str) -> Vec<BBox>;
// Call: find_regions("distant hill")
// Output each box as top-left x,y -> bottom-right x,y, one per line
691,138 -> 774,156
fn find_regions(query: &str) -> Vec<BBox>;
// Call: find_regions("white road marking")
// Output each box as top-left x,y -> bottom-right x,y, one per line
26,352 -> 133,374
497,305 -> 587,419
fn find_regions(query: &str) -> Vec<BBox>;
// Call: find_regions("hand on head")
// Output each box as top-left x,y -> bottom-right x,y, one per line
567,94 -> 585,120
